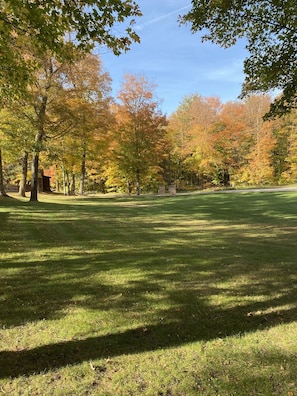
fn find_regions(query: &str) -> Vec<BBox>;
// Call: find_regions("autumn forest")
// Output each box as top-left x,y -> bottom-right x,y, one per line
1,53 -> 296,199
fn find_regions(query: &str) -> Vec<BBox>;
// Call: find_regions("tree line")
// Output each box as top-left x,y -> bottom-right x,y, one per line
0,51 -> 296,198
168,94 -> 297,189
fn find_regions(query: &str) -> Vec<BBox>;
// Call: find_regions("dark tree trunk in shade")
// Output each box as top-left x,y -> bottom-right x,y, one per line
0,149 -> 8,197
30,152 -> 39,202
136,168 -> 141,196
79,146 -> 86,195
18,151 -> 28,197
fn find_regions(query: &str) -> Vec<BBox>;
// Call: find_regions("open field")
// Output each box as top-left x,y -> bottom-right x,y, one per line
0,191 -> 297,395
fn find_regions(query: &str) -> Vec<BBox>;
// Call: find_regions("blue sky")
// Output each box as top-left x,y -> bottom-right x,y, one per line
99,1 -> 248,116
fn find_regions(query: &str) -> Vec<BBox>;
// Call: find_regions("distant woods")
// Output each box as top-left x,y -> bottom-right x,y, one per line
1,64 -> 297,198
167,94 -> 297,189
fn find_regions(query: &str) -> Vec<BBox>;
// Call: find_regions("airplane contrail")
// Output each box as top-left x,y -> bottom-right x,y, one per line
135,4 -> 191,31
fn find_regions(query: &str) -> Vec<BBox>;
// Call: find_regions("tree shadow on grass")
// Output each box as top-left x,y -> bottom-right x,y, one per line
1,240 -> 297,379
1,291 -> 297,379
1,192 -> 297,378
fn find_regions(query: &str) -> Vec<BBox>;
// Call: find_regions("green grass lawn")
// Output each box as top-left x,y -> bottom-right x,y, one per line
0,191 -> 297,395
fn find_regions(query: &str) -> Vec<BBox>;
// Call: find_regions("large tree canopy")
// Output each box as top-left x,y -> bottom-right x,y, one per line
181,0 -> 297,118
0,0 -> 141,98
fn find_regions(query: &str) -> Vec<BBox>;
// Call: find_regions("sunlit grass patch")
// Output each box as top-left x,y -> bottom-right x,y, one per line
0,191 -> 297,394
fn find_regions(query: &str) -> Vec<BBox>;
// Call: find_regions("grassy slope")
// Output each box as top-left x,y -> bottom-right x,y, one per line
0,191 -> 297,395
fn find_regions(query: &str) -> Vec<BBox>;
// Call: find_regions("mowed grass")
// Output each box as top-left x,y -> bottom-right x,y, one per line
0,191 -> 297,395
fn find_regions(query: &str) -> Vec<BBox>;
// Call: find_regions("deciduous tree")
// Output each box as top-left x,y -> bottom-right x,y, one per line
6,51 -> 112,201
213,100 -> 247,185
0,108 -> 35,196
0,0 -> 141,99
50,54 -> 113,195
181,1 -> 297,117
272,110 -> 297,182
26,56 -> 69,201
168,94 -> 221,188
241,95 -> 276,184
111,74 -> 167,195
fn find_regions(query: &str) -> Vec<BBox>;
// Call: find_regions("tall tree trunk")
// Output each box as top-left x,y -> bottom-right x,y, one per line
223,168 -> 230,186
30,87 -> 48,202
70,172 -> 76,195
0,148 -> 8,197
55,165 -> 59,192
79,145 -> 86,195
30,90 -> 47,202
168,153 -> 172,185
18,150 -> 28,197
127,180 -> 132,195
62,162 -> 67,195
65,170 -> 70,195
30,152 -> 39,202
136,169 -> 141,196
